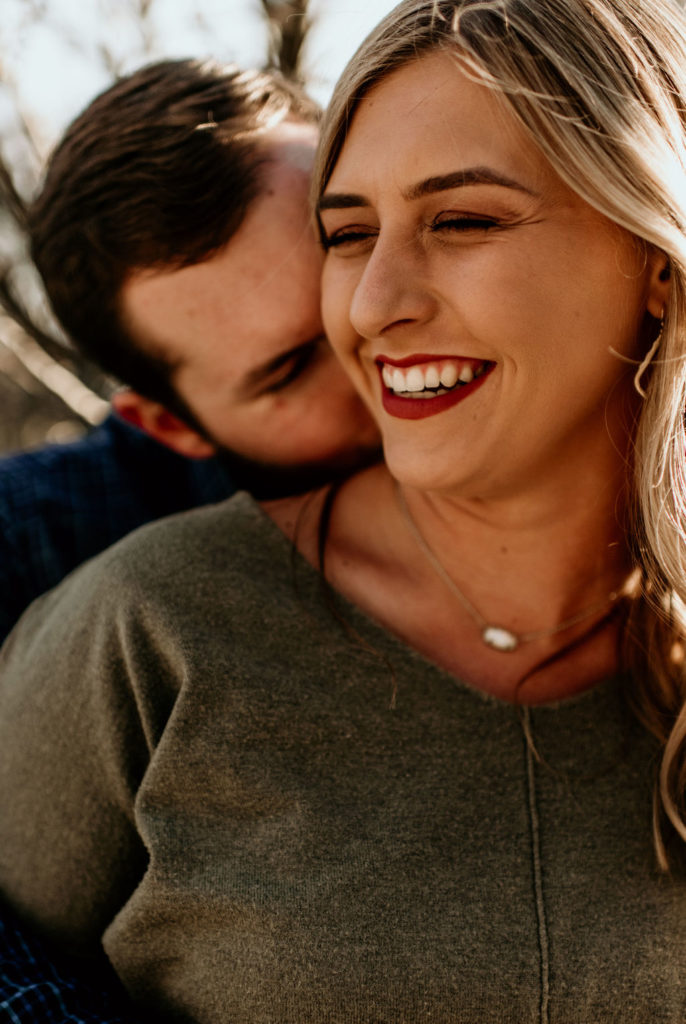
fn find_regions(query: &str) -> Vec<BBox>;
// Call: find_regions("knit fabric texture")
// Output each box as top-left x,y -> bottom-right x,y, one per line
0,492 -> 684,1023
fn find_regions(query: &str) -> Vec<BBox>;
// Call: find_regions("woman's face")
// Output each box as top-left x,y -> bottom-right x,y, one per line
319,52 -> 664,500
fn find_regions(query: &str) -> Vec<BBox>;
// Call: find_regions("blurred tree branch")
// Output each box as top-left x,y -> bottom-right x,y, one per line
259,0 -> 312,83
0,155 -> 27,231
0,139 -> 111,412
0,38 -> 111,425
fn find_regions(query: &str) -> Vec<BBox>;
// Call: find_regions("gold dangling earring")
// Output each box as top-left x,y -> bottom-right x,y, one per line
634,310 -> 665,399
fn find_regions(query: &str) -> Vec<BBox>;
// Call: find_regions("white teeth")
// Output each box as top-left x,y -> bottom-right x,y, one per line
381,359 -> 487,396
424,364 -> 440,389
392,368 -> 406,392
404,366 -> 425,392
440,363 -> 458,388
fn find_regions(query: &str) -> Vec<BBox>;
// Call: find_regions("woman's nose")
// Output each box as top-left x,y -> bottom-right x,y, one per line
349,233 -> 436,341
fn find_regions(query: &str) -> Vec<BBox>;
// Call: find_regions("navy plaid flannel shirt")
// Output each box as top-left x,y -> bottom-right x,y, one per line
0,905 -> 139,1023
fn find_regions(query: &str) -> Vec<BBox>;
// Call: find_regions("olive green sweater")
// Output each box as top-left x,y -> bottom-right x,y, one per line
0,492 -> 684,1023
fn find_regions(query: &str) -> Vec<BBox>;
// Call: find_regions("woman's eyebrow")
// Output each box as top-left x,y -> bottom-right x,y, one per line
319,165 -> 537,211
318,192 -> 368,211
405,166 -> 539,199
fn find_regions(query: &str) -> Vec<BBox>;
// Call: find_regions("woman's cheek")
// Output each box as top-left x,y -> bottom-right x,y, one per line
322,266 -> 354,352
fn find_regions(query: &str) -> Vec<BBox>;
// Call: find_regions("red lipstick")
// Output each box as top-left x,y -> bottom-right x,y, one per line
376,358 -> 494,421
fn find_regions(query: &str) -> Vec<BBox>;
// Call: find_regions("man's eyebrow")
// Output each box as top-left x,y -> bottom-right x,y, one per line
241,340 -> 313,392
318,166 -> 537,211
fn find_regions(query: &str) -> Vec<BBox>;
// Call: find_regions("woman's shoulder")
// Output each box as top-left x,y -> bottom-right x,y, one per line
91,489 -> 292,591
1,492 -> 291,654
114,488 -> 270,556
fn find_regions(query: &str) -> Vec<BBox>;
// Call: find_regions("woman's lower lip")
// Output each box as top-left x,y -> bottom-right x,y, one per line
379,366 -> 493,420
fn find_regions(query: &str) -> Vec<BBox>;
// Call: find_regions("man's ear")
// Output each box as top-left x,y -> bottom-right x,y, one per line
646,249 -> 671,320
111,390 -> 216,459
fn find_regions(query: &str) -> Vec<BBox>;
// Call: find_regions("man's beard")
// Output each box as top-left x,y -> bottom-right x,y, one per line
211,441 -> 382,500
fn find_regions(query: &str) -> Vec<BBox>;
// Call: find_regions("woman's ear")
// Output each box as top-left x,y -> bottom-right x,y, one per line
111,390 -> 216,459
646,250 -> 671,319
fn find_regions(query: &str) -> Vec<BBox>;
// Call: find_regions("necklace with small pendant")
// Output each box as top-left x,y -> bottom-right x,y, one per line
396,483 -> 621,653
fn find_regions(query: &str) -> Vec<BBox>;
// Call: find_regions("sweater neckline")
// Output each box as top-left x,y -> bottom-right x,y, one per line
239,491 -> 626,714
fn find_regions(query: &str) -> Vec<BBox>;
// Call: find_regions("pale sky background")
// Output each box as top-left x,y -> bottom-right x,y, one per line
0,0 -> 398,161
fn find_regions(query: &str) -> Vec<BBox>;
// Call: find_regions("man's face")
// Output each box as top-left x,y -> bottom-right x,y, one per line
121,122 -> 380,489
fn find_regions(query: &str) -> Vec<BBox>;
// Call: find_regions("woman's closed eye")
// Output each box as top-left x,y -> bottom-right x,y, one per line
319,225 -> 377,252
319,214 -> 509,253
431,213 -> 502,234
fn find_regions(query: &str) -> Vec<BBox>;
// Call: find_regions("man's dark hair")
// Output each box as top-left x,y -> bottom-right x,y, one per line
30,59 -> 320,424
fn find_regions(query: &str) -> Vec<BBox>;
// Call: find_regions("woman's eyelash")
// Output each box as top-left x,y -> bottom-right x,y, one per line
432,215 -> 501,231
320,228 -> 374,251
321,216 -> 503,250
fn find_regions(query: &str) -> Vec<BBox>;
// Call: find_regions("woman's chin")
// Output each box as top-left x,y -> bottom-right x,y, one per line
383,452 -> 476,498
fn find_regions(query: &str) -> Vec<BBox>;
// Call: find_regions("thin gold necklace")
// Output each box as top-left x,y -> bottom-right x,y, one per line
396,483 -> 620,653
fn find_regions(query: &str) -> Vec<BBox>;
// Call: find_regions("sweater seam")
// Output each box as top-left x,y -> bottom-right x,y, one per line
523,706 -> 551,1024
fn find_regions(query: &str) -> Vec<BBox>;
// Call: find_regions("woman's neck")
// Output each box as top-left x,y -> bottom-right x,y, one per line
264,461 -> 634,704
341,463 -> 632,702
398,473 -> 631,634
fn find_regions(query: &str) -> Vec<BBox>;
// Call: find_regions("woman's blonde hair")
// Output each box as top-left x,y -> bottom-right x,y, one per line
315,0 -> 686,867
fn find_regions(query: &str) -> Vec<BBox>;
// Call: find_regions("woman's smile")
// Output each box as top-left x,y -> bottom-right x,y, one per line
376,356 -> 494,419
